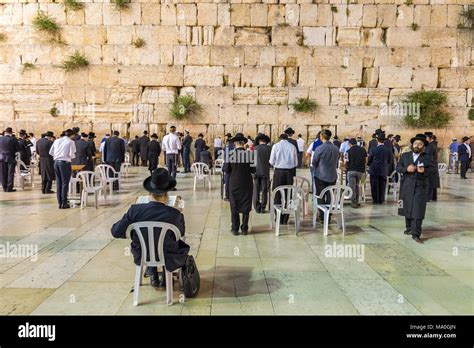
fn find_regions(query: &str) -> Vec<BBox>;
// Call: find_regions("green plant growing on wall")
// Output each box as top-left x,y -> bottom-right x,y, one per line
290,98 -> 318,113
50,107 -> 59,117
458,6 -> 474,30
468,109 -> 474,121
33,12 -> 60,35
169,95 -> 202,120
402,90 -> 452,128
0,33 -> 6,42
405,0 -> 413,5
22,62 -> 36,73
112,0 -> 129,10
411,22 -> 419,31
330,5 -> 338,13
63,0 -> 84,11
132,37 -> 146,48
62,51 -> 89,71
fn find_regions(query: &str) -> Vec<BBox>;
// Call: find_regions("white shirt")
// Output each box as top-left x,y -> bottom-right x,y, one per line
49,136 -> 76,162
269,139 -> 298,169
296,138 -> 305,152
412,152 -> 420,163
30,137 -> 37,154
214,137 -> 223,148
162,132 -> 181,154
339,140 -> 350,154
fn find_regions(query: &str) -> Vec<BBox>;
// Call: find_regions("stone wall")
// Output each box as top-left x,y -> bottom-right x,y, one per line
0,0 -> 473,146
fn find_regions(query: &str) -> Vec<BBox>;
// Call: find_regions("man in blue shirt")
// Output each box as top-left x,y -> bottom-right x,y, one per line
449,138 -> 459,174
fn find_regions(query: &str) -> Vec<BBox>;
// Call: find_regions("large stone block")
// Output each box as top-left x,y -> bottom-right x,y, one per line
176,4 -> 196,26
285,4 -> 300,26
102,4 -> 120,26
379,66 -> 413,88
223,67 -> 241,87
195,86 -> 233,105
187,46 -> 210,66
271,26 -> 302,46
299,4 -> 318,26
141,87 -> 177,104
272,67 -> 286,87
430,5 -> 447,27
247,105 -> 279,124
336,28 -> 360,46
316,4 -> 332,27
210,46 -> 244,66
161,4 -> 177,26
377,5 -> 397,28
235,28 -> 270,46
230,4 -> 251,27
413,5 -> 431,27
219,104 -> 248,124
233,87 -> 258,105
184,66 -> 223,87
303,27 -> 328,46
386,27 -> 422,47
250,4 -> 268,27
213,26 -> 235,46
360,28 -> 385,47
241,67 -> 272,87
217,4 -> 231,26
331,88 -> 350,106
121,3 -> 141,26
315,67 -> 362,88
362,5 -> 377,28
258,87 -> 288,105
120,66 -> 183,87
396,5 -> 414,27
197,3 -> 217,26
142,3 -> 161,25
421,28 -> 457,48
267,5 -> 285,26
412,67 -> 438,89
288,87 -> 309,103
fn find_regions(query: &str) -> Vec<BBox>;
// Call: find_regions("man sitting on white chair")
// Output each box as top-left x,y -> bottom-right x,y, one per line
111,168 -> 190,288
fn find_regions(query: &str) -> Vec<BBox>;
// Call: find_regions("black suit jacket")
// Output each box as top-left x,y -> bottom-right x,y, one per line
182,135 -> 192,148
368,144 -> 393,177
458,143 -> 471,163
0,135 -> 20,163
254,144 -> 271,178
104,136 -> 125,163
111,201 -> 189,271
36,137 -> 53,158
72,139 -> 93,165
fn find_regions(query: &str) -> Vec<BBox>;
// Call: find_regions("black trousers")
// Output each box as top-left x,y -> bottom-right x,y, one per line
460,161 -> 469,178
314,176 -> 336,220
132,152 -> 139,166
272,168 -> 294,223
370,175 -> 387,204
427,187 -> 437,201
166,154 -> 178,179
253,176 -> 269,213
405,217 -> 423,238
107,161 -> 121,190
54,161 -> 72,207
231,212 -> 249,232
0,160 -> 16,192
41,180 -> 53,193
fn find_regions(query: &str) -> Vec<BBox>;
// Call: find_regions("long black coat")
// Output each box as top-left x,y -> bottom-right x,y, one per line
223,147 -> 256,214
104,136 -> 125,163
111,201 -> 189,271
147,140 -> 161,172
368,144 -> 393,177
138,136 -> 149,161
424,141 -> 440,188
18,138 -> 32,165
130,139 -> 140,153
194,138 -> 206,163
36,137 -> 54,181
72,139 -> 93,167
397,151 -> 435,220
0,135 -> 20,163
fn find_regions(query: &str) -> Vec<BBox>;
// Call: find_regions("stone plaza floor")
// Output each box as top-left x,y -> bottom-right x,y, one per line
0,166 -> 473,315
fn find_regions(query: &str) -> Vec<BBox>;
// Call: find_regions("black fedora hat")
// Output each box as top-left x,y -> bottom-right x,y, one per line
143,168 -> 176,194
375,132 -> 386,140
230,132 -> 247,143
424,131 -> 433,137
88,132 -> 96,138
255,133 -> 270,144
151,133 -> 158,139
225,133 -> 232,138
284,127 -> 295,135
410,133 -> 428,147
46,131 -> 54,137
4,127 -> 13,133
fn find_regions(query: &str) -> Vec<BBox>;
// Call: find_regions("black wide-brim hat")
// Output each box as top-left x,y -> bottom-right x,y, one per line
143,168 -> 176,194
284,127 -> 295,135
46,131 -> 54,137
255,133 -> 270,144
230,132 -> 247,143
375,132 -> 386,140
410,134 -> 429,147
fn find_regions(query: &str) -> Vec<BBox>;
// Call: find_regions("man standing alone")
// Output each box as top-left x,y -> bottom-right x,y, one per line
368,132 -> 392,204
0,127 -> 20,192
36,131 -> 55,194
182,131 -> 192,173
49,129 -> 76,209
162,125 -> 181,181
139,131 -> 150,166
458,136 -> 471,179
397,134 -> 435,244
253,134 -> 271,213
346,138 -> 367,208
104,131 -> 125,190
296,134 -> 305,168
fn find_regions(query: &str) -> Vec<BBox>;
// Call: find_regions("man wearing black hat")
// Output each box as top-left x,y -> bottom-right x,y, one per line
87,132 -> 97,170
223,133 -> 255,235
253,134 -> 271,213
368,133 -> 378,155
129,135 -> 140,167
147,133 -> 161,175
222,133 -> 235,200
367,131 -> 393,204
284,127 -> 298,177
18,130 -> 32,165
0,127 -> 21,192
104,131 -> 125,190
397,134 -> 436,244
458,136 -> 471,179
138,130 -> 150,166
423,132 -> 440,201
182,131 -> 192,173
72,133 -> 94,170
111,168 -> 190,288
194,133 -> 206,165
36,131 -> 55,194
270,133 -> 298,224
72,127 -> 81,141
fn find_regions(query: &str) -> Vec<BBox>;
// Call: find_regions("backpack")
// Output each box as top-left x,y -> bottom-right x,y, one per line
181,255 -> 200,298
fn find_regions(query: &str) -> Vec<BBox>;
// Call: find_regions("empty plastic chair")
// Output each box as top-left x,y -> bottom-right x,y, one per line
385,171 -> 401,202
15,160 -> 34,190
270,185 -> 305,236
313,185 -> 352,236
293,176 -> 311,216
96,164 -> 121,196
125,222 -> 183,306
121,153 -> 132,176
438,163 -> 447,189
76,171 -> 106,209
191,162 -> 211,191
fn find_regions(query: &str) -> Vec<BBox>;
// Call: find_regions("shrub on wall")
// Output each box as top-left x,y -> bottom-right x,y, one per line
112,0 -> 130,10
63,0 -> 84,11
33,12 -> 60,34
62,51 -> 89,71
468,109 -> 474,121
169,95 -> 202,120
290,98 -> 319,113
458,6 -> 473,30
402,90 -> 452,128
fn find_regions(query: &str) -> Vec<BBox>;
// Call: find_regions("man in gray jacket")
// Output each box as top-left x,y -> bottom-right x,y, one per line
312,129 -> 340,222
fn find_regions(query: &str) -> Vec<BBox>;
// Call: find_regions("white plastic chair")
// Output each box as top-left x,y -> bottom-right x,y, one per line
121,153 -> 132,176
76,171 -> 106,209
385,171 -> 401,202
270,185 -> 305,236
15,160 -> 34,189
213,158 -> 224,175
313,185 -> 352,236
293,176 -> 311,216
191,162 -> 211,191
438,163 -> 447,189
96,164 -> 121,196
125,222 -> 183,306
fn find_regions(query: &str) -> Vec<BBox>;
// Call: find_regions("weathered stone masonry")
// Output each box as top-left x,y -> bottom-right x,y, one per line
0,0 -> 473,146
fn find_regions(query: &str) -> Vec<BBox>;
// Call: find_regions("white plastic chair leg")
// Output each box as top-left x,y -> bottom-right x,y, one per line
275,210 -> 281,236
341,211 -> 346,235
295,209 -> 300,235
269,206 -> 274,229
133,265 -> 142,306
94,191 -> 98,209
165,270 -> 173,306
324,211 -> 330,236
193,177 -> 197,191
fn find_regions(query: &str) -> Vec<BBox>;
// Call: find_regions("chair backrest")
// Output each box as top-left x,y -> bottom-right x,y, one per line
438,163 -> 447,173
316,185 -> 353,213
293,176 -> 310,196
125,222 -> 182,269
124,153 -> 130,163
389,170 -> 401,183
191,162 -> 209,177
96,164 -> 115,180
271,185 -> 305,212
76,171 -> 100,191
214,159 -> 224,169
16,160 -> 30,174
